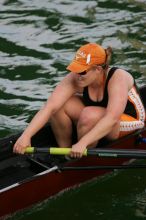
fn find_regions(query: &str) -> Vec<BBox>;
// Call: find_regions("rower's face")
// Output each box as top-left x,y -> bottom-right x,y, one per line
75,68 -> 98,88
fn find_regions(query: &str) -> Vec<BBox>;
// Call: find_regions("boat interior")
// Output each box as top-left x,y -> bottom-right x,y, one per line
0,124 -> 111,191
0,125 -> 60,191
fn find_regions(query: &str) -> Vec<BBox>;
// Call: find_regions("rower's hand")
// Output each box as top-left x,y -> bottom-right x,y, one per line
70,142 -> 87,158
13,134 -> 31,154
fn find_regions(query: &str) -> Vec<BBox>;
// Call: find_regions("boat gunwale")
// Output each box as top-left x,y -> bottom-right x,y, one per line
0,166 -> 58,194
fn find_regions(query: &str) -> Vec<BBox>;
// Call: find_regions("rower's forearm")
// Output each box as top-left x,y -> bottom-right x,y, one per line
80,115 -> 117,147
22,107 -> 52,138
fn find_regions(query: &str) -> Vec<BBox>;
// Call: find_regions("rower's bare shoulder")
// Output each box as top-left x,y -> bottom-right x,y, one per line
109,68 -> 134,89
48,73 -> 79,104
60,72 -> 83,93
59,72 -> 75,86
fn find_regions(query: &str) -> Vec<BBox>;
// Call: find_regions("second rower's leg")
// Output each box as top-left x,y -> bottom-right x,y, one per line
50,96 -> 84,147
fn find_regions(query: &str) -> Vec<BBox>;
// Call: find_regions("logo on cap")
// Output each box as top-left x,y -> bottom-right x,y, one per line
75,50 -> 86,60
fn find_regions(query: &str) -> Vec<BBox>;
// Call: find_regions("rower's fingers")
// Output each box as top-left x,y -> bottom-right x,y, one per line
13,142 -> 19,153
13,136 -> 31,154
13,142 -> 25,154
70,150 -> 83,158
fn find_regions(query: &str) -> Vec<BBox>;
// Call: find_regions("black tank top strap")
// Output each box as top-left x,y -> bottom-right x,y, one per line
105,67 -> 118,87
103,67 -> 119,99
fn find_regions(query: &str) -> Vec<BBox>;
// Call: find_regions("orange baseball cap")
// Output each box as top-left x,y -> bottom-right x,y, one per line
66,43 -> 106,73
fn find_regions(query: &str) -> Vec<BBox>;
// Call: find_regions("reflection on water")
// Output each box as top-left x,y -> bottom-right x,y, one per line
136,191 -> 146,218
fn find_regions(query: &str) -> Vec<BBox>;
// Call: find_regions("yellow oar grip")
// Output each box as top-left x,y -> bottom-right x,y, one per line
50,148 -> 87,156
25,147 -> 34,153
50,148 -> 70,155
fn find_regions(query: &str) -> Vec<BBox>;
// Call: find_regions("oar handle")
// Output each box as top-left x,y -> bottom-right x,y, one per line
25,147 -> 88,156
25,147 -> 146,159
25,147 -> 50,154
25,147 -> 34,153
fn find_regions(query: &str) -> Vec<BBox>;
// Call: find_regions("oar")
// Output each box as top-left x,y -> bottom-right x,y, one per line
61,164 -> 146,170
25,147 -> 146,159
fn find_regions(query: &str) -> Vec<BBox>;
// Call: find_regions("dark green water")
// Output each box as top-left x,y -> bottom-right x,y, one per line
1,0 -> 146,219
8,169 -> 146,220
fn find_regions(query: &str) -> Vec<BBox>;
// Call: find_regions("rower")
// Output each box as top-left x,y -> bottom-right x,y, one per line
13,43 -> 145,158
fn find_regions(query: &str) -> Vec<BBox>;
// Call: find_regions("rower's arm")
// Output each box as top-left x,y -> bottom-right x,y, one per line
21,74 -> 77,138
78,70 -> 131,147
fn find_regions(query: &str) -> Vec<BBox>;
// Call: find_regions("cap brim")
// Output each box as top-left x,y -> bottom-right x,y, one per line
66,60 -> 88,73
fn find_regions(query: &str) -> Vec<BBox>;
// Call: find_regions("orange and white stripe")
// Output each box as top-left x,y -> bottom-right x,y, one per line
120,87 -> 145,132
